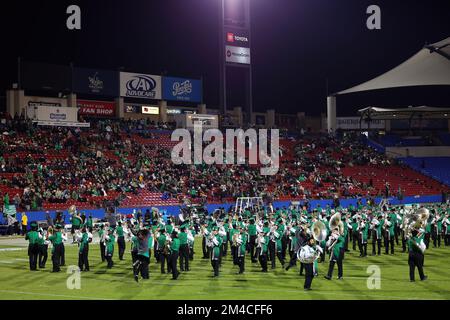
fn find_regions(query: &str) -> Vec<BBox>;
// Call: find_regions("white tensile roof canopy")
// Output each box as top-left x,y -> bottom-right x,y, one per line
337,37 -> 450,95
326,37 -> 450,132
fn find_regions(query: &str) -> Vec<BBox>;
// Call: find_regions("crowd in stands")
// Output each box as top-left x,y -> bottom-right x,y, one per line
0,114 -> 449,212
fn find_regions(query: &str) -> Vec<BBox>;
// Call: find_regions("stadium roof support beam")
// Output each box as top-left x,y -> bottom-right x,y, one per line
357,106 -> 450,120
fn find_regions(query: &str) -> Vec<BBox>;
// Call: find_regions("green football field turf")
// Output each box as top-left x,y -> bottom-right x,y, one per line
0,239 -> 449,300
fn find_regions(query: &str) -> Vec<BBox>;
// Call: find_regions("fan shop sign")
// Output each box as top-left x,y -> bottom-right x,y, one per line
77,100 -> 115,117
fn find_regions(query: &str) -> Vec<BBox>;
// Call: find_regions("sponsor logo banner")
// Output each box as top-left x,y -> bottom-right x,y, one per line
35,106 -> 78,123
77,100 -> 115,117
73,68 -> 119,96
225,45 -> 251,64
141,106 -> 159,115
125,105 -> 139,113
163,77 -> 202,103
225,29 -> 249,47
335,117 -> 385,130
120,72 -> 162,99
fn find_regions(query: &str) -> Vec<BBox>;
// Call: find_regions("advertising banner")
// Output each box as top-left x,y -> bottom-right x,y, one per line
141,106 -> 159,115
225,29 -> 250,48
336,117 -> 385,130
120,72 -> 162,99
125,105 -> 139,113
35,106 -> 78,123
163,77 -> 202,103
225,45 -> 251,64
73,68 -> 119,96
77,100 -> 115,117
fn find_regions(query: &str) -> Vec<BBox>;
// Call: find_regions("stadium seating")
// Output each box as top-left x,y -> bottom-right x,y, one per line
400,157 -> 450,187
1,119 -> 449,211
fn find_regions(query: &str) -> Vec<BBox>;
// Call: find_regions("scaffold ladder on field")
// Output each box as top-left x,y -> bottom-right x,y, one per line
234,197 -> 264,214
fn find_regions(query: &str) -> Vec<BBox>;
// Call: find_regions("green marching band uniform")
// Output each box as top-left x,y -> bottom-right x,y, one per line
78,228 -> 90,271
98,224 -> 106,262
169,232 -> 180,280
25,221 -> 40,271
210,227 -> 223,277
105,227 -> 115,269
37,226 -> 49,268
22,202 -> 445,289
407,231 -> 427,281
237,228 -> 248,274
325,229 -> 345,280
48,224 -> 64,272
116,222 -> 126,260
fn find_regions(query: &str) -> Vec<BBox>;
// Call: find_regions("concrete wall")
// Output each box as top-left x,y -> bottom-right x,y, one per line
386,146 -> 450,158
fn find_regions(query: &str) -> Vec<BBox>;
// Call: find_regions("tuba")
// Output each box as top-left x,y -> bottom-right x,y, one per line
232,232 -> 240,246
329,212 -> 343,235
311,220 -> 327,242
68,205 -> 77,215
47,226 -> 54,237
404,207 -> 429,239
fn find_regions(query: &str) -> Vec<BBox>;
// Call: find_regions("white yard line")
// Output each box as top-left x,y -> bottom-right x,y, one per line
0,289 -> 112,300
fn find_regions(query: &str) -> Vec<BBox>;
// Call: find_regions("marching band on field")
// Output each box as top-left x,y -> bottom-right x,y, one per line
24,202 -> 450,289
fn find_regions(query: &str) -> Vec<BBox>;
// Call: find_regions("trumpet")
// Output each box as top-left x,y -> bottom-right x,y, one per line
46,226 -> 54,238
232,233 -> 240,246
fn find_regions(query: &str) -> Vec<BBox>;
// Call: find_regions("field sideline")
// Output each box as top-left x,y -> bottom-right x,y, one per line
0,238 -> 449,300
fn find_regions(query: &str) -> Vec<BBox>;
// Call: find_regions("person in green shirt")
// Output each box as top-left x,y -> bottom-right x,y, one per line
371,213 -> 383,255
324,228 -> 345,280
169,231 -> 180,280
157,229 -> 169,273
351,216 -> 359,251
98,224 -> 106,262
383,214 -> 395,254
258,232 -> 269,272
443,213 -> 450,246
247,218 -> 257,262
48,224 -> 64,272
407,230 -> 427,281
116,221 -> 126,260
37,227 -> 48,269
78,227 -> 90,271
424,216 -> 432,248
71,213 -> 82,243
130,234 -> 139,264
237,228 -> 248,274
431,212 -> 442,248
269,225 -> 285,269
229,224 -> 239,265
165,219 -> 174,235
178,226 -> 189,272
25,221 -> 40,271
131,228 -> 151,282
210,227 -> 223,277
357,217 -> 368,257
186,222 -> 196,260
105,227 -> 115,269
86,214 -> 93,232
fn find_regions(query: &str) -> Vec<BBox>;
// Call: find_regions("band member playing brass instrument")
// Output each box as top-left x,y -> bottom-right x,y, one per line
299,235 -> 323,290
132,228 -> 151,282
209,227 -> 223,277
324,226 -> 345,281
407,229 -> 427,282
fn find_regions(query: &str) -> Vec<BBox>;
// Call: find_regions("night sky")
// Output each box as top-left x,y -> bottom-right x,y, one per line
0,0 -> 449,116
